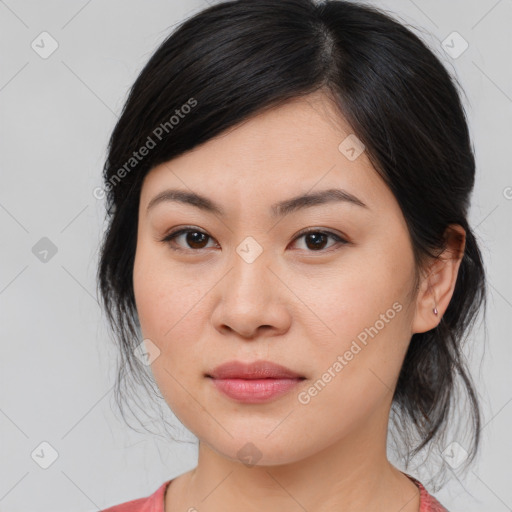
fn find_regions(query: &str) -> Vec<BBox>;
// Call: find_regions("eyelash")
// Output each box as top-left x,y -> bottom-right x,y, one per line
159,226 -> 349,253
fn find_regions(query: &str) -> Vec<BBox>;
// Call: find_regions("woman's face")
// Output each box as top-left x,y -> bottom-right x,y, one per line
133,92 -> 422,465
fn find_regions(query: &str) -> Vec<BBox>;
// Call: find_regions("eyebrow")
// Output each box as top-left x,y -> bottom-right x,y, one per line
146,187 -> 368,217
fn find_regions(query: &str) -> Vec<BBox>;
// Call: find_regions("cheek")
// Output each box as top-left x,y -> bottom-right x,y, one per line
133,272 -> 189,412
133,243 -> 204,340
299,239 -> 415,378
292,271 -> 412,430
133,244 -> 209,383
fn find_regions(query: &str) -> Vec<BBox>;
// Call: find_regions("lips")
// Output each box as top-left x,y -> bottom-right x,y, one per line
206,360 -> 305,403
207,360 -> 304,380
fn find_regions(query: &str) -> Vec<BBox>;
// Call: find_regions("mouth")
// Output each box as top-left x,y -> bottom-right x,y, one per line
206,360 -> 306,403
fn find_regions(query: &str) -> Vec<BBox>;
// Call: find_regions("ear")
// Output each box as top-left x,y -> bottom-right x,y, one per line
411,224 -> 466,334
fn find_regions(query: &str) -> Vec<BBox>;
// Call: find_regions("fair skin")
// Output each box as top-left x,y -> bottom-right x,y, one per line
132,91 -> 465,512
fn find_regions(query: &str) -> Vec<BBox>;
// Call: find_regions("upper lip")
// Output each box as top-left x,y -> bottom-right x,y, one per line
207,360 -> 304,380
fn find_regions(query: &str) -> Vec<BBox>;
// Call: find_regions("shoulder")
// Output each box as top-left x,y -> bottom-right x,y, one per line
403,473 -> 450,512
101,479 -> 172,512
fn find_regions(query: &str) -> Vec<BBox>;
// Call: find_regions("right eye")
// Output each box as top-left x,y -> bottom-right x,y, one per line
160,227 -> 218,252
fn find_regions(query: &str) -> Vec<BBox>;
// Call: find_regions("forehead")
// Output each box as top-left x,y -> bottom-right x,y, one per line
140,92 -> 391,215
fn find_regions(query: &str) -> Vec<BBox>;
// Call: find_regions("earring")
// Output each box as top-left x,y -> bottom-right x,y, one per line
433,306 -> 438,315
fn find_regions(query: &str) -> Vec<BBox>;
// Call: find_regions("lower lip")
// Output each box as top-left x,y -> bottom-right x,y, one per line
209,377 -> 303,403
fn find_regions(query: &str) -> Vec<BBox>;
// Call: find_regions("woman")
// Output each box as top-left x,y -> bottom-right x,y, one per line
97,0 -> 486,510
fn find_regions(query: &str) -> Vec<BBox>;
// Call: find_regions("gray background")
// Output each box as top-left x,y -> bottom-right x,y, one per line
1,0 -> 510,510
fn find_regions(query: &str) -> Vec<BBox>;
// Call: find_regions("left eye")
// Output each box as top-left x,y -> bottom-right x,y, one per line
292,229 -> 348,251
160,228 -> 348,252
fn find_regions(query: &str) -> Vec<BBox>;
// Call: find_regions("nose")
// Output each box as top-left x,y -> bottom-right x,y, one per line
210,245 -> 291,339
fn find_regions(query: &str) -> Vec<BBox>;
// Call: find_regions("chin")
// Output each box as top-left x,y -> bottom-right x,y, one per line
201,433 -> 319,468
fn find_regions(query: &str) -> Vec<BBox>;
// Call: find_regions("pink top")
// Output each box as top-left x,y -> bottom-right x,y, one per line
101,472 -> 448,512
